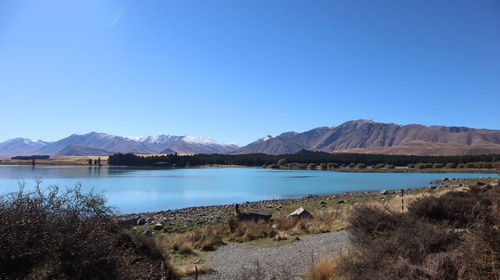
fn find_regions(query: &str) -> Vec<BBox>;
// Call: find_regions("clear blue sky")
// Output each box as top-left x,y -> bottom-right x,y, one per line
1,0 -> 499,145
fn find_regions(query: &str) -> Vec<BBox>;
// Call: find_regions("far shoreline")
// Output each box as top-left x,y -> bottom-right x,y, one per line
0,158 -> 498,174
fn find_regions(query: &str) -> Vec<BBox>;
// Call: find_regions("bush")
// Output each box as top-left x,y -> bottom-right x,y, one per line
415,163 -> 426,169
409,192 -> 478,228
268,163 -> 279,169
356,163 -> 367,169
308,163 -> 317,170
373,163 -> 384,169
331,186 -> 500,280
433,163 -> 445,169
445,162 -> 457,168
327,162 -> 339,169
348,163 -> 356,168
277,158 -> 287,167
0,183 -> 174,280
407,163 -> 415,168
319,163 -> 327,170
385,164 -> 395,169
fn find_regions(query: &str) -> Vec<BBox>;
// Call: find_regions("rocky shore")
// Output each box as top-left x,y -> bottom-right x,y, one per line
115,176 -> 493,232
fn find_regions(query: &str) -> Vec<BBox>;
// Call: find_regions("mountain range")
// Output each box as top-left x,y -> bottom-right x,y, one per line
0,132 -> 239,157
1,120 -> 500,157
234,120 -> 500,156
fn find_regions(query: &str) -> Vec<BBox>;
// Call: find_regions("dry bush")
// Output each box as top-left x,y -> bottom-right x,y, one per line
308,255 -> 338,280
0,182 -> 175,280
228,219 -> 276,242
408,191 -> 478,228
159,224 -> 225,254
274,208 -> 346,236
329,185 -> 500,280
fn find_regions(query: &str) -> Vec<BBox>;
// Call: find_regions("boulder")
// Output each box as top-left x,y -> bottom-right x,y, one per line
137,217 -> 146,226
235,205 -> 272,222
379,189 -> 388,195
142,230 -> 153,237
288,207 -> 313,219
153,223 -> 164,231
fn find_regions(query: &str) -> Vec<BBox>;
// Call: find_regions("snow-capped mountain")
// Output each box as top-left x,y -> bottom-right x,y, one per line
129,135 -> 239,154
0,132 -> 240,156
0,138 -> 50,157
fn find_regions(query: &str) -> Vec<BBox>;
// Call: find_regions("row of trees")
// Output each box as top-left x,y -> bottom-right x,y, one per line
108,150 -> 500,168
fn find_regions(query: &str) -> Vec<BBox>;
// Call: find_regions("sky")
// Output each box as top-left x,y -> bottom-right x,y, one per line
0,0 -> 499,145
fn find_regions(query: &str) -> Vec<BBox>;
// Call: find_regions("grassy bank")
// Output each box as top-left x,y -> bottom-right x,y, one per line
132,178 -> 500,277
307,178 -> 500,280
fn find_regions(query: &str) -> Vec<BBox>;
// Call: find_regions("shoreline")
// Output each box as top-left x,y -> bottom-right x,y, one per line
115,177 -> 499,233
1,160 -> 497,174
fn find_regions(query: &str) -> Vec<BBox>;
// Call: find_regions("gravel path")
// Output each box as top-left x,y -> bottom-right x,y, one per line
188,231 -> 349,280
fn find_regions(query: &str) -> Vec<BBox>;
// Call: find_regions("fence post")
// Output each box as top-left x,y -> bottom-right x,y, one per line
401,189 -> 404,214
195,265 -> 198,280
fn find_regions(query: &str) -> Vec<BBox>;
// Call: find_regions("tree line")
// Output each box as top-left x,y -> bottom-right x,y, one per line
108,150 -> 500,168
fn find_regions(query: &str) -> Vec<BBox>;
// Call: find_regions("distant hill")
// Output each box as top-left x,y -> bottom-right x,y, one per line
0,138 -> 50,157
56,144 -> 111,156
36,132 -> 153,155
131,135 -> 239,154
1,120 -> 500,156
235,120 -> 500,155
0,132 -> 239,156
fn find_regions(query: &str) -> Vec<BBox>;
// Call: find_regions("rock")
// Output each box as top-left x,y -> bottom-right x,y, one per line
137,217 -> 146,226
153,223 -> 164,231
379,189 -> 388,195
476,182 -> 485,186
142,230 -> 152,237
235,204 -> 272,222
288,207 -> 313,219
442,178 -> 449,182
337,200 -> 345,204
320,201 -> 326,205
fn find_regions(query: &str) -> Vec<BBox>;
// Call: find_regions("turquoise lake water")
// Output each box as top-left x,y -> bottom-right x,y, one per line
0,165 -> 497,214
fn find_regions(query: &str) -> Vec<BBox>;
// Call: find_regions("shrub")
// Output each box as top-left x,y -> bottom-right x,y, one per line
457,163 -> 465,168
308,163 -> 317,170
319,163 -> 327,170
277,158 -> 287,167
409,192 -> 478,228
0,183 -> 174,280
327,163 -> 339,170
415,163 -> 426,169
348,163 -> 356,168
407,163 -> 415,168
385,164 -> 395,169
356,163 -> 367,169
433,163 -> 445,169
332,187 -> 500,280
445,162 -> 457,168
268,163 -> 279,169
374,163 -> 385,169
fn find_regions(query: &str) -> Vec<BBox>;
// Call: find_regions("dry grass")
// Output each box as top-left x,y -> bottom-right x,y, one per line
158,225 -> 226,254
308,255 -> 339,280
310,181 -> 500,280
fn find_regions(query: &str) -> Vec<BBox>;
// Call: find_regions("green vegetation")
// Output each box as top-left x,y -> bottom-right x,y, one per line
356,163 -> 367,169
10,155 -> 50,160
108,150 -> 500,170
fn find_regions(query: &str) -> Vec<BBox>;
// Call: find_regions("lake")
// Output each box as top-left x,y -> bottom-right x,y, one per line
0,165 -> 497,214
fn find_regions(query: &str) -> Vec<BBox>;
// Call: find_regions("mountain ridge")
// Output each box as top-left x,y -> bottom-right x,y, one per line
234,120 -> 500,155
2,120 -> 500,156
